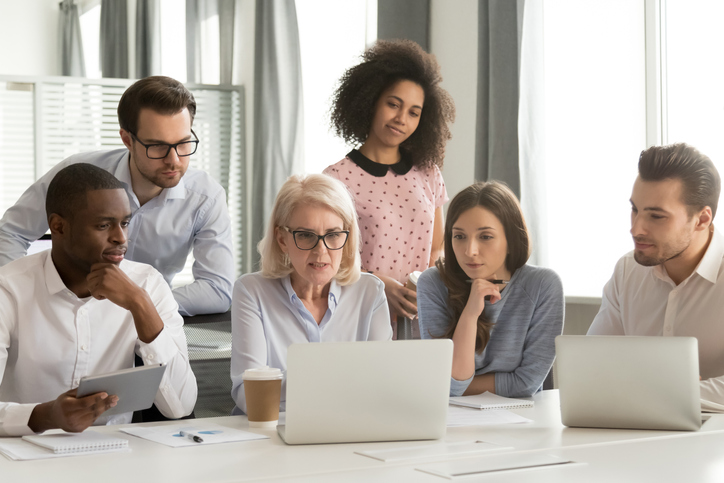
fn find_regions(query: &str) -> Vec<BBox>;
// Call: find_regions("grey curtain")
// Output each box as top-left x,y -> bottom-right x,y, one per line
59,0 -> 86,77
186,0 -> 234,83
377,0 -> 430,52
100,0 -> 130,78
185,0 -> 205,84
136,0 -> 161,78
218,0 -> 235,85
475,0 -> 525,197
251,0 -> 304,269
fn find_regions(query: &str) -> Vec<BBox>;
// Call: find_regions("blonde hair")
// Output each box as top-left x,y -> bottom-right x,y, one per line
258,174 -> 361,285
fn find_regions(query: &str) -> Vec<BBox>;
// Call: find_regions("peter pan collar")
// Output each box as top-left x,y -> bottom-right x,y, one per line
347,149 -> 413,177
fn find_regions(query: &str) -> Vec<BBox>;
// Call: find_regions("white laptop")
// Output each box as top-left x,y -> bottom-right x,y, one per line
277,340 -> 453,445
555,335 -> 701,431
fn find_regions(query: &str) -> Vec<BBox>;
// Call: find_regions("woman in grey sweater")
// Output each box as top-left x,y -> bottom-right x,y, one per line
418,181 -> 564,397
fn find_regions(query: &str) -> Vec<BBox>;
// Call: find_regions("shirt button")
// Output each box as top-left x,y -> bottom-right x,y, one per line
81,344 -> 87,351
147,354 -> 155,360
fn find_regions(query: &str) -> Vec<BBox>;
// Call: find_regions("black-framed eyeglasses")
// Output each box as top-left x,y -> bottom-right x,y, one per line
283,227 -> 350,250
129,129 -> 200,159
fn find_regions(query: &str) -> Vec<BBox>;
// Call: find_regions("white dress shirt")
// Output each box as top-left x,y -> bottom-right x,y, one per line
588,227 -> 724,411
0,149 -> 234,316
230,272 -> 392,413
0,250 -> 198,436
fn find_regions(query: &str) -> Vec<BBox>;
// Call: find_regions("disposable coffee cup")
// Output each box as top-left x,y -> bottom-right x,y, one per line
405,271 -> 422,304
242,366 -> 283,428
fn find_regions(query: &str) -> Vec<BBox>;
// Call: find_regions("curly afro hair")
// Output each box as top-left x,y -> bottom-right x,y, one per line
330,39 -> 455,168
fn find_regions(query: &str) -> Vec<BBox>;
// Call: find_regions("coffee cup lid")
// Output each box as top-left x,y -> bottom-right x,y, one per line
242,366 -> 283,380
408,271 -> 422,286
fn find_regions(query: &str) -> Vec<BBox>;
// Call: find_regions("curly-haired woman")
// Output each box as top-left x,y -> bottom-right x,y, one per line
323,40 -> 455,336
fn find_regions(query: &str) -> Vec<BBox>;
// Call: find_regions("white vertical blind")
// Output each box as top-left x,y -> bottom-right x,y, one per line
0,82 -> 35,215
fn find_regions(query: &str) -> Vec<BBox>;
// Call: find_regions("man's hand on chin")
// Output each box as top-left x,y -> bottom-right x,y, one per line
86,263 -> 164,343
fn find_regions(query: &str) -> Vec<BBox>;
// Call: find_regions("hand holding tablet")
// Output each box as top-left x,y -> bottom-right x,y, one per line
76,364 -> 167,417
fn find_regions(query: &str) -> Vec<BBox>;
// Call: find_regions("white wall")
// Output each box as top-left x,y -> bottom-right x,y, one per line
429,0 -> 478,205
0,0 -> 60,76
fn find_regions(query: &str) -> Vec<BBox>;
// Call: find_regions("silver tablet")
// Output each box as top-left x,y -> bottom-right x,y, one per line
76,364 -> 167,416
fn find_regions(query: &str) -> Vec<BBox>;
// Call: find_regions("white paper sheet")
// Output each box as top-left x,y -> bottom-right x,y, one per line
355,440 -> 511,463
447,406 -> 532,427
416,453 -> 580,479
120,422 -> 268,448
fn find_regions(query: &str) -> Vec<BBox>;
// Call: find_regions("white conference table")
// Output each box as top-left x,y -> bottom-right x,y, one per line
4,390 -> 724,482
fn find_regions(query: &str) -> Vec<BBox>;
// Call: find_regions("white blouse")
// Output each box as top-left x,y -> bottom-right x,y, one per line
230,272 -> 392,413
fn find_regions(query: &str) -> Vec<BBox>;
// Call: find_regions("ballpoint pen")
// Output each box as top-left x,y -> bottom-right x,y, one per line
466,279 -> 509,284
179,430 -> 204,443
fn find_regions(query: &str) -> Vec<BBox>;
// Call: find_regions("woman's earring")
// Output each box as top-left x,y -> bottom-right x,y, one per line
283,252 -> 291,267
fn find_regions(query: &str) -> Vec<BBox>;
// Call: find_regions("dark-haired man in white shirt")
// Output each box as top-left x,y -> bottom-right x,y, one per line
0,163 -> 196,436
588,143 -> 724,410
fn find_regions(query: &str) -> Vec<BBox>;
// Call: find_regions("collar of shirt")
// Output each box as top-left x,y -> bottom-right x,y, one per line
653,226 -> 723,286
282,275 -> 341,340
43,250 -> 68,296
347,149 -> 413,177
42,251 -> 97,305
42,250 -> 128,305
113,151 -> 187,208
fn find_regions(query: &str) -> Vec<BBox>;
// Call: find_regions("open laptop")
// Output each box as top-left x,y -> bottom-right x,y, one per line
555,335 -> 701,431
277,339 -> 453,445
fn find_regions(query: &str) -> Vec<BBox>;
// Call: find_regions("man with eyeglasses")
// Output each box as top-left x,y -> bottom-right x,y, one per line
0,76 -> 234,316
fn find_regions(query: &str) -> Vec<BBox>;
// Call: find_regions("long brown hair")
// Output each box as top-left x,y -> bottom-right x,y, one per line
435,181 -> 531,353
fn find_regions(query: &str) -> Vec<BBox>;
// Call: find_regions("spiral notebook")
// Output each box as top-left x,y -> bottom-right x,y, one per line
22,431 -> 129,455
449,392 -> 534,410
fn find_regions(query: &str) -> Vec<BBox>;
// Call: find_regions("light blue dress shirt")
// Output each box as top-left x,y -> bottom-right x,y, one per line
0,149 -> 234,316
230,272 -> 393,413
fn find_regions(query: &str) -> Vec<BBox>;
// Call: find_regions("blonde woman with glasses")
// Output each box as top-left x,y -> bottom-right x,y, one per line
230,174 -> 392,414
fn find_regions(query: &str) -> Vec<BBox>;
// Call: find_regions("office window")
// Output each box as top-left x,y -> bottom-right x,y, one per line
79,0 -> 102,79
540,0 -> 646,297
295,0 -> 376,174
664,0 -> 724,190
79,0 -> 191,83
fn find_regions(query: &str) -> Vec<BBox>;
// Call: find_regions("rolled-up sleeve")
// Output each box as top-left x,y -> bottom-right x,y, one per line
173,187 -> 234,316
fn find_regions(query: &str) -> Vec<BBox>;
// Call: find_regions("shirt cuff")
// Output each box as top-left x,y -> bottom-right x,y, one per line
136,327 -> 180,365
450,375 -> 474,397
700,380 -> 724,412
2,403 -> 40,436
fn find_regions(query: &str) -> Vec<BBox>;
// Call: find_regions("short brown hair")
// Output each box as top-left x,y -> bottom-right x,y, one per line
639,143 -> 721,219
435,181 -> 531,352
117,76 -> 196,133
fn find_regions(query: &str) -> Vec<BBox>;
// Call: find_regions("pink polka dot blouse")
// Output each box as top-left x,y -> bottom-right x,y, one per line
323,150 -> 449,284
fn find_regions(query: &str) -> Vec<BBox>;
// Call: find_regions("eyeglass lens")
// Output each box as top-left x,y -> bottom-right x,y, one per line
147,141 -> 198,159
294,231 -> 348,250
